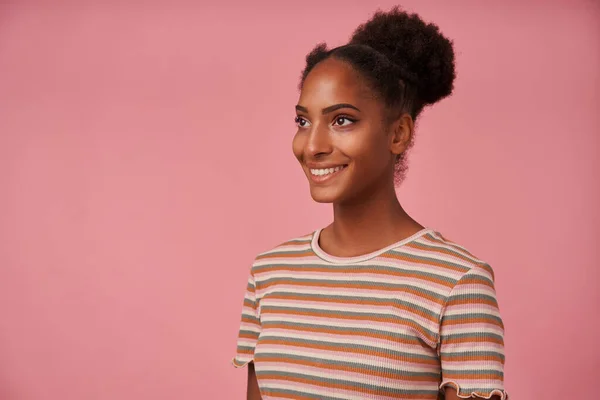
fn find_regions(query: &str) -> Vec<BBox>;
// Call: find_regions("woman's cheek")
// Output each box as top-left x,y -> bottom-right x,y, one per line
292,131 -> 305,162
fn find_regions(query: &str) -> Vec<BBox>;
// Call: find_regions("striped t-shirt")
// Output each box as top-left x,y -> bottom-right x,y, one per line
232,228 -> 507,400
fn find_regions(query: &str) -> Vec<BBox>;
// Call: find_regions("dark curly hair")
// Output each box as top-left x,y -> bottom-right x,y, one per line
299,7 -> 456,182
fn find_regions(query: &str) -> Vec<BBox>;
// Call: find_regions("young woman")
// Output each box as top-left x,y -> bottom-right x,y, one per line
232,7 -> 507,400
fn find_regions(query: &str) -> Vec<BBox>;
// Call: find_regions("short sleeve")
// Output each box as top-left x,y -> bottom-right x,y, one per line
439,264 -> 508,399
231,268 -> 262,368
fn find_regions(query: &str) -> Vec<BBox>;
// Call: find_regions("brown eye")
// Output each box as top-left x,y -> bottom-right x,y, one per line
295,116 -> 310,127
333,116 -> 355,127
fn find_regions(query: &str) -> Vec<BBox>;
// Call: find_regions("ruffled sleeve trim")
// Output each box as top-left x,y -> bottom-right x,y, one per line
440,381 -> 508,399
231,355 -> 253,369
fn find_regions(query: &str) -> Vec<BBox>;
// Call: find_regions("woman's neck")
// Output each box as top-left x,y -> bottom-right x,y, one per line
320,185 -> 424,258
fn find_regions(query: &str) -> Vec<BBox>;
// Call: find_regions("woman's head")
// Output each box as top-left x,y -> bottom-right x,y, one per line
292,7 -> 455,204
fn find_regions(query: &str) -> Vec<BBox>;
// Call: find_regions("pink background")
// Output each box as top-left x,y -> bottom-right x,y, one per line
0,1 -> 598,399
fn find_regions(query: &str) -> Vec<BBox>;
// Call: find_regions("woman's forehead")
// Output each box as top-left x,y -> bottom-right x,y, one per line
299,59 -> 379,108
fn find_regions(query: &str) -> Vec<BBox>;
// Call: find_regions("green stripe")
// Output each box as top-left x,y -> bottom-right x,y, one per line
442,313 -> 504,325
262,305 -> 439,338
441,350 -> 505,361
257,336 -> 438,362
236,345 -> 255,353
418,233 -> 477,260
261,291 -> 441,320
256,388 -> 346,400
477,263 -> 496,279
243,298 -> 257,307
386,250 -> 471,273
258,249 -> 312,258
241,314 -> 260,323
238,329 -> 259,338
448,293 -> 499,305
255,262 -> 460,285
259,277 -> 447,302
255,370 -> 439,396
261,321 -> 423,343
441,332 -> 504,342
255,351 -> 440,378
455,274 -> 495,286
441,369 -> 504,379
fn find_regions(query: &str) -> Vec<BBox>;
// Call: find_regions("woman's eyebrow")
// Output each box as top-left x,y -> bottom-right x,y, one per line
295,103 -> 361,114
322,103 -> 361,114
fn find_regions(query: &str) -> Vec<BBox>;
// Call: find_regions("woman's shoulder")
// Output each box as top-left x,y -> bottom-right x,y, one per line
416,229 -> 496,281
252,231 -> 316,263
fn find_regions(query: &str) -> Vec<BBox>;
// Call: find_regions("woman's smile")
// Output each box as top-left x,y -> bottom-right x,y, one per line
307,164 -> 348,183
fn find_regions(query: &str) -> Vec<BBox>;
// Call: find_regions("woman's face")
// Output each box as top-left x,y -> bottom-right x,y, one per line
293,57 -> 401,205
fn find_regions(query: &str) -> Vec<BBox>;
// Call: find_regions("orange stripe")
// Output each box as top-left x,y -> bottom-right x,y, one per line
257,250 -> 314,260
261,279 -> 446,305
241,315 -> 260,324
418,236 -> 477,261
256,265 -> 455,288
381,251 -> 468,273
406,240 -> 476,264
442,371 -> 503,380
257,355 -> 439,382
238,331 -> 259,340
441,317 -> 504,328
262,309 -> 437,343
259,373 -> 437,398
258,391 -> 318,400
264,322 -> 422,345
478,263 -> 496,280
446,297 -> 498,307
236,347 -> 254,355
279,237 -> 312,246
265,293 -> 440,323
416,236 -> 496,281
258,338 -> 439,364
442,335 -> 504,345
457,275 -> 494,288
441,353 -> 505,363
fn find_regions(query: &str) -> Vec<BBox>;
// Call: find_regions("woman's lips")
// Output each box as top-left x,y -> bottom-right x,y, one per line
308,164 -> 348,183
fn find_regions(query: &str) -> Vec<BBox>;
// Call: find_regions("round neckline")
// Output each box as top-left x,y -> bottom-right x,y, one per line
311,227 -> 433,264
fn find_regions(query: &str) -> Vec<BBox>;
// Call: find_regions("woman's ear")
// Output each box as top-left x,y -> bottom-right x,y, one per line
389,113 -> 414,156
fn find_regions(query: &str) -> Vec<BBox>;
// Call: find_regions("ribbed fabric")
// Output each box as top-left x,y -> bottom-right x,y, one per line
232,228 -> 508,400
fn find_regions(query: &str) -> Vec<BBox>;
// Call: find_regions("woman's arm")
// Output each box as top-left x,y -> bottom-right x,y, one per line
444,387 -> 501,400
247,362 -> 262,400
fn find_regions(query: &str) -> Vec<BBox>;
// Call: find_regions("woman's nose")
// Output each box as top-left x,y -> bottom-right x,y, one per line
305,124 -> 333,158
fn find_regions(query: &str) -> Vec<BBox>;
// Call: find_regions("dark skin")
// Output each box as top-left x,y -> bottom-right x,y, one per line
247,57 -> 500,400
246,362 -> 261,400
293,57 -> 423,256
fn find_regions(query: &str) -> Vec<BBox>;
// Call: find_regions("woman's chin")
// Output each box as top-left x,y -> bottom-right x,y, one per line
309,187 -> 342,204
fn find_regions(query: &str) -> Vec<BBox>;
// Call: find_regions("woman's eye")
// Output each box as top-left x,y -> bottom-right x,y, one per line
333,116 -> 355,127
295,116 -> 310,127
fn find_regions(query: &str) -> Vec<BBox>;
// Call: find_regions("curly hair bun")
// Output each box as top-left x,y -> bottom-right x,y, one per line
349,7 -> 456,106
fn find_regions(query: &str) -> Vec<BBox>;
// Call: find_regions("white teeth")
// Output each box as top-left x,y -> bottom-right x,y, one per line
310,166 -> 345,176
